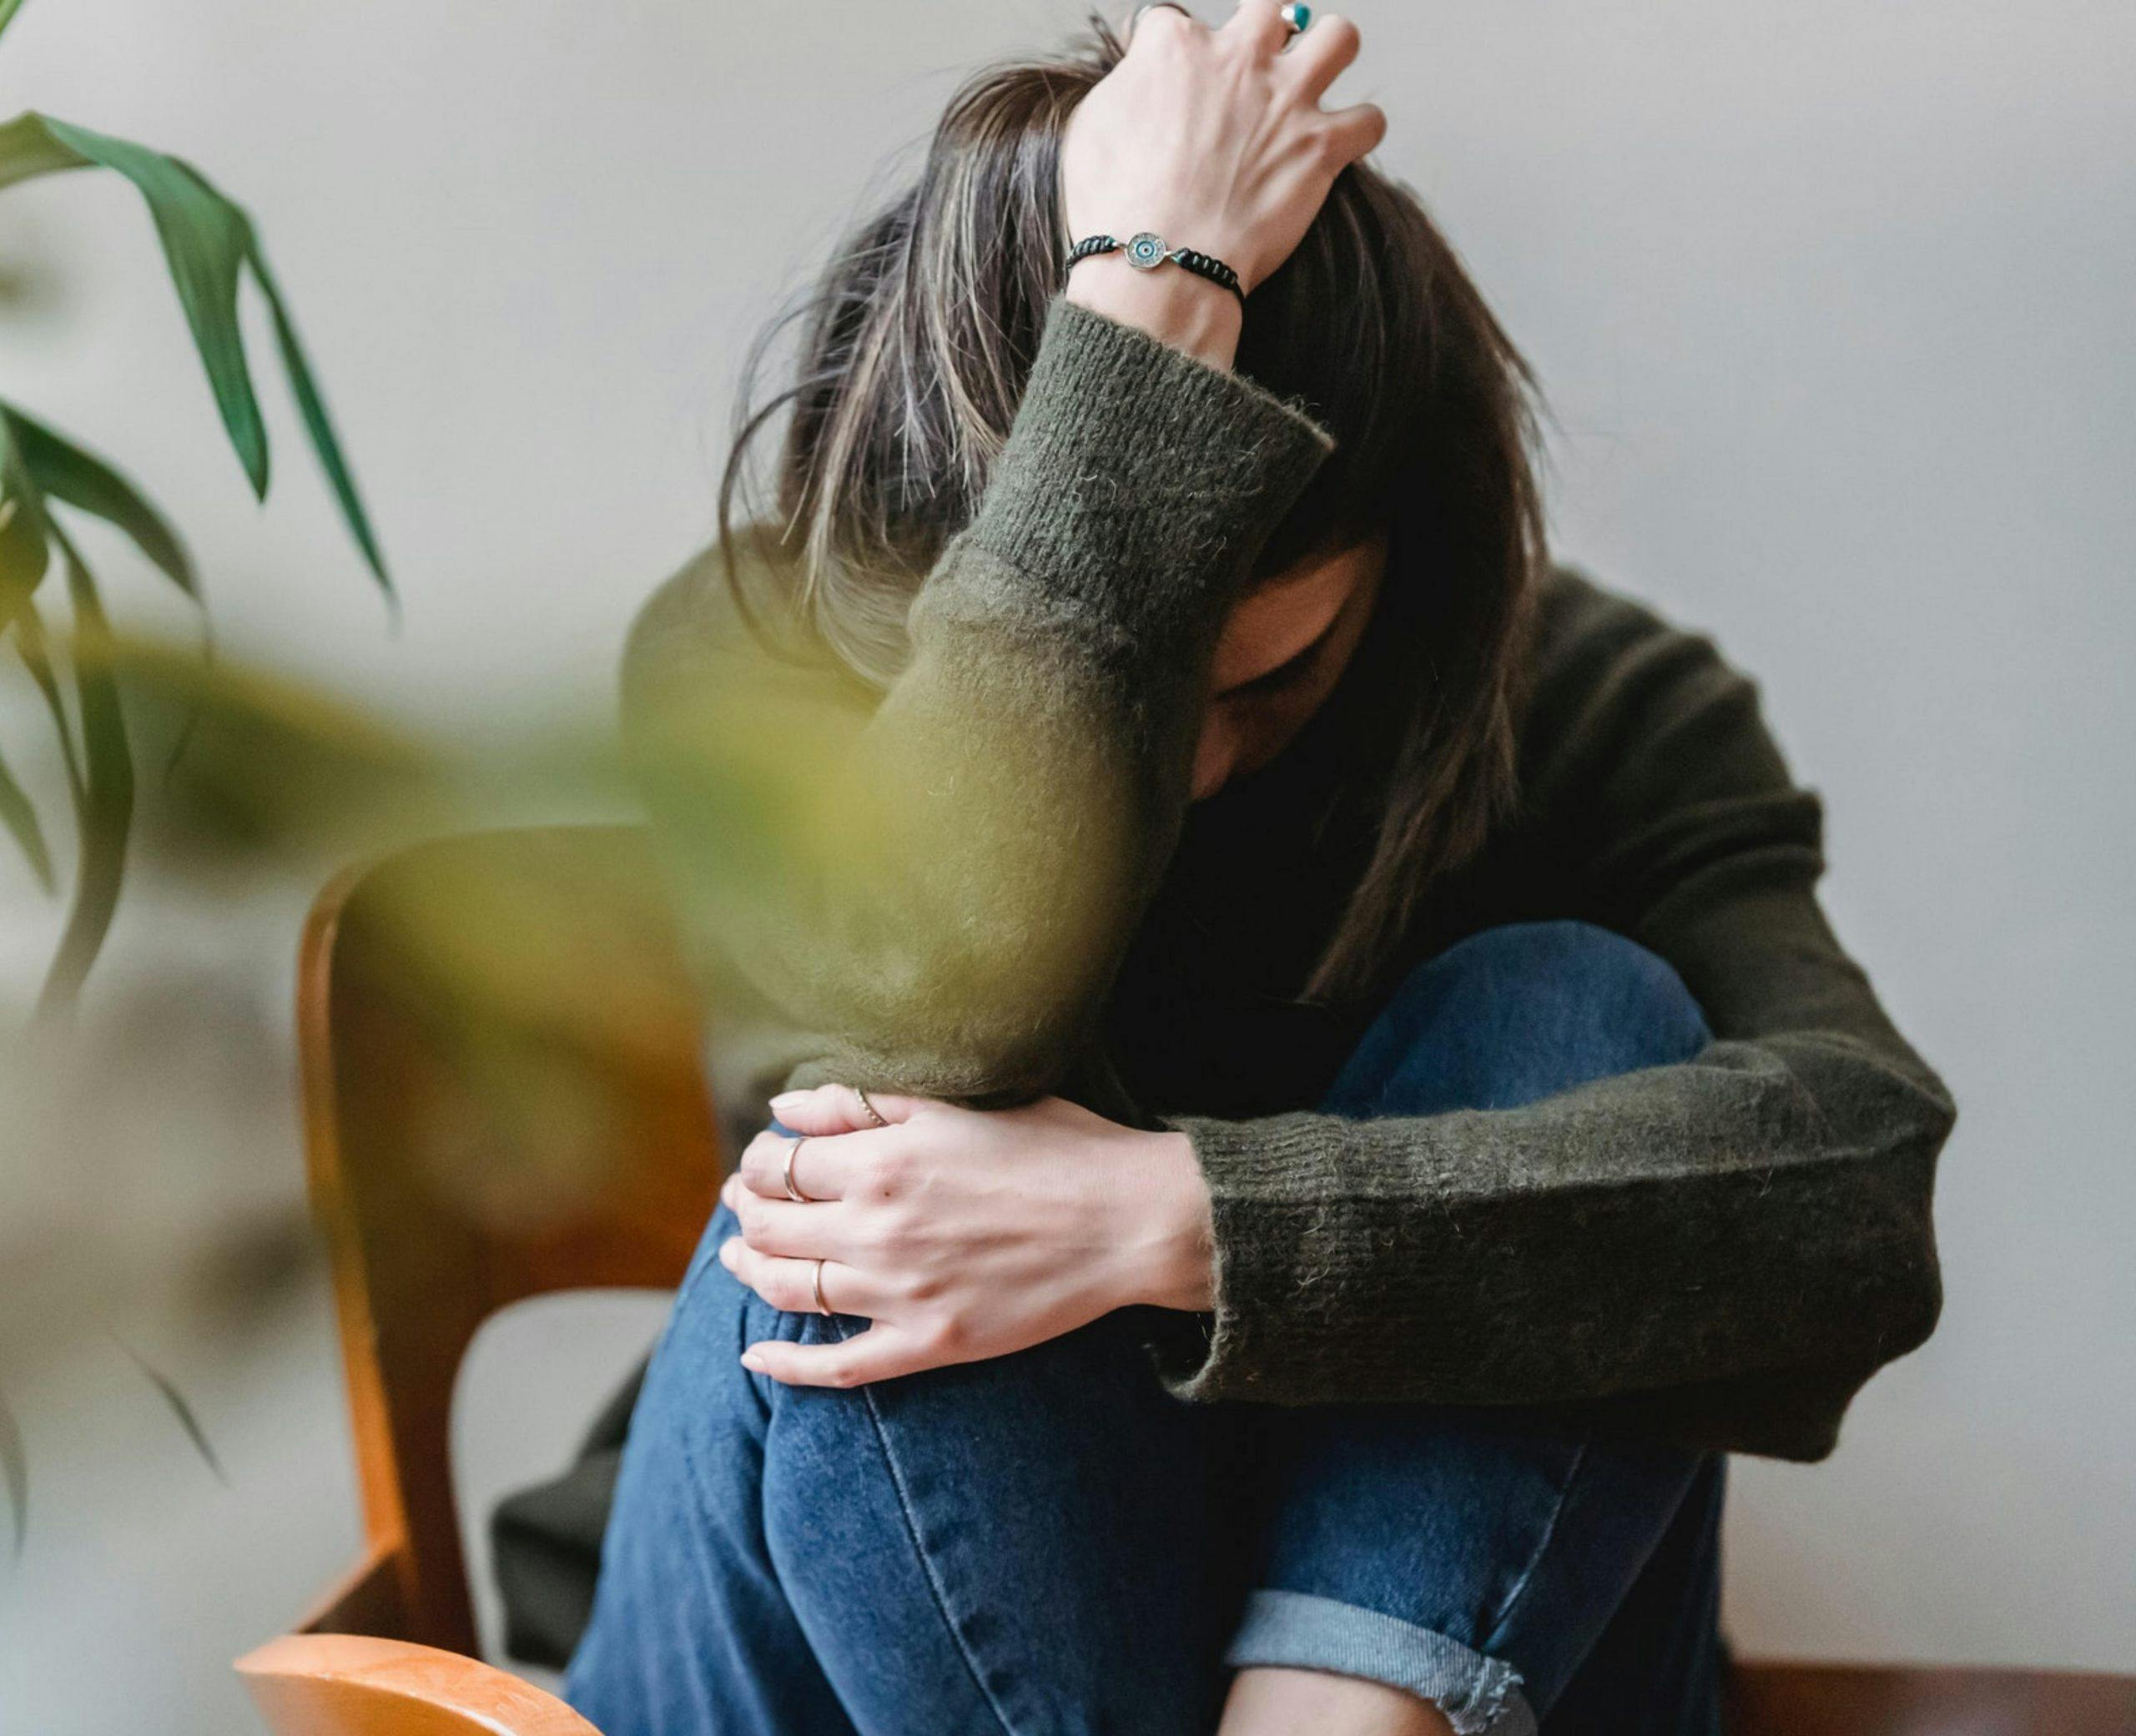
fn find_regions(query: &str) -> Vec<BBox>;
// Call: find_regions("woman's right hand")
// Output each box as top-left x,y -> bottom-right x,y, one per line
1061,1 -> 1383,354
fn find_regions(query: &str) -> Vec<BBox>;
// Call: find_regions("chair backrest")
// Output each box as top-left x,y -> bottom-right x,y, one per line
296,826 -> 721,1655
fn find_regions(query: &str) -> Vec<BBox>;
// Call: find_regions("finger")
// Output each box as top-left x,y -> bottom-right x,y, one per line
1282,12 -> 1359,103
736,1125 -> 897,1201
1317,99 -> 1387,166
741,1325 -> 940,1390
737,1127 -> 844,1201
768,1082 -> 929,1136
723,1176 -> 849,1258
718,1239 -> 880,1320
1222,0 -> 1294,55
1123,1 -> 1197,46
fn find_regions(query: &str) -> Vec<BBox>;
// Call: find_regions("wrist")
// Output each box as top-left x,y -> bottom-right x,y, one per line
1063,259 -> 1242,371
1120,1127 -> 1217,1312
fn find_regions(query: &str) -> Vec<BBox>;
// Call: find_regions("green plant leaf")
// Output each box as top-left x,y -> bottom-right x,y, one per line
249,252 -> 391,602
0,409 -> 52,611
0,113 -> 390,596
0,1386 -> 23,1560
10,595 -> 84,800
0,424 -> 75,886
0,111 -> 83,193
3,402 -> 196,599
113,1339 -> 226,1485
0,741 -> 53,893
0,102 -> 395,999
40,118 -> 265,488
0,0 -> 25,45
35,526 -> 133,1019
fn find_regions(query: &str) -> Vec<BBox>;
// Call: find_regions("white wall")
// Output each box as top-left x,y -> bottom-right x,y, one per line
1,3 -> 2129,1728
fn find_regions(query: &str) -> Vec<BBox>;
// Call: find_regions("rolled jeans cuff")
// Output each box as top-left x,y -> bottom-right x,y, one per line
1225,1588 -> 1539,1736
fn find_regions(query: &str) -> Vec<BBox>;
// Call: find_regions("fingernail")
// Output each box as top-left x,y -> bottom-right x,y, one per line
768,1090 -> 809,1111
718,1237 -> 739,1268
740,1346 -> 767,1371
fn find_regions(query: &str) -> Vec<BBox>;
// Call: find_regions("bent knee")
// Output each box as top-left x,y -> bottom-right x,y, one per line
1463,920 -> 1706,1040
1329,922 -> 1712,1117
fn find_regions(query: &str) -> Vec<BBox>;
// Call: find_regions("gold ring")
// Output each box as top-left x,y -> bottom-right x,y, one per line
782,1136 -> 813,1204
810,1257 -> 834,1317
854,1087 -> 889,1130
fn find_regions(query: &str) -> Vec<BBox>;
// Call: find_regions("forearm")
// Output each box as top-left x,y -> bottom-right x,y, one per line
1065,257 -> 1242,372
630,292 -> 1332,1103
633,0 -> 1386,1105
1164,1033 -> 1946,1408
1128,567 -> 1952,1453
1121,1127 -> 1220,1314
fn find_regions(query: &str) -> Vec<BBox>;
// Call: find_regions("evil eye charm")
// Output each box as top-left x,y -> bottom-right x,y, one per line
1126,231 -> 1169,270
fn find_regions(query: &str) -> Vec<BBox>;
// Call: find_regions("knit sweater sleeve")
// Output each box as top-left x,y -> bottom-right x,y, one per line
1158,575 -> 1954,1460
620,292 -> 1334,1110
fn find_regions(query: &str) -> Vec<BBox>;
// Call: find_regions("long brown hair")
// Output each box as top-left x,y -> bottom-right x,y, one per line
716,15 -> 1544,1001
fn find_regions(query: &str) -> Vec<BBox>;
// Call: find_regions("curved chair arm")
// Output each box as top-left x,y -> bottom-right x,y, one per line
237,1634 -> 600,1736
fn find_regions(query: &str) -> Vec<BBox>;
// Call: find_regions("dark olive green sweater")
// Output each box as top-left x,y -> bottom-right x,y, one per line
492,291 -> 1952,1663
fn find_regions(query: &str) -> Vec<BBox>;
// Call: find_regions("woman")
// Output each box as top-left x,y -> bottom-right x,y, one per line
556,6 -> 1952,1733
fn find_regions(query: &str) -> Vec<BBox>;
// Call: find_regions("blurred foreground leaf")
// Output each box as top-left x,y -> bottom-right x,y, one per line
110,633 -> 448,863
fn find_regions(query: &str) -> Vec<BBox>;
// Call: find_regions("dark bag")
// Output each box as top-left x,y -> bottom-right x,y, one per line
491,1363 -> 644,1668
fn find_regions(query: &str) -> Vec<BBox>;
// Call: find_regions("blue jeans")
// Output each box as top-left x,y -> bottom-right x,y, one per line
568,923 -> 1725,1736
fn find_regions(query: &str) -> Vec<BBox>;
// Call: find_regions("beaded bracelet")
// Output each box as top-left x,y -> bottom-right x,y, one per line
1065,232 -> 1247,306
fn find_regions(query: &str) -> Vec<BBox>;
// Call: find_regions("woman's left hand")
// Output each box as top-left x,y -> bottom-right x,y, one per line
719,1084 -> 1215,1387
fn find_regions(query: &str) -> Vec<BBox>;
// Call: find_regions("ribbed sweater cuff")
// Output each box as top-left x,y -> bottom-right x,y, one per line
1154,1112 -> 1339,1403
950,292 -> 1336,654
1155,1110 -> 1479,1407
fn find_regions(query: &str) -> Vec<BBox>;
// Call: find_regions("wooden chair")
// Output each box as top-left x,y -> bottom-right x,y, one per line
239,826 -> 719,1733
240,827 -> 2136,1735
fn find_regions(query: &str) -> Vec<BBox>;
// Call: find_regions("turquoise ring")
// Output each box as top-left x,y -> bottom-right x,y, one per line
1278,2 -> 1310,33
